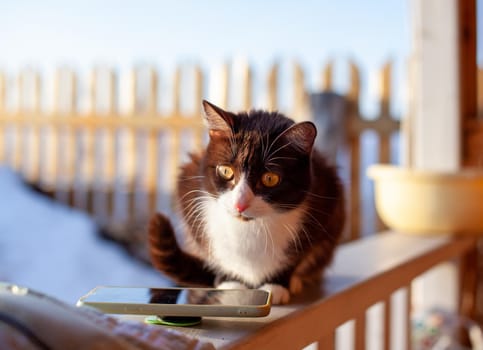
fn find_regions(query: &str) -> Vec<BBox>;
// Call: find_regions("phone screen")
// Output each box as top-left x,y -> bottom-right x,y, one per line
83,287 -> 270,306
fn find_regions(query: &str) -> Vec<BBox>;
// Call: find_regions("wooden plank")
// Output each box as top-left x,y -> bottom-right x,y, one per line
378,62 -> 392,163
241,62 -> 252,110
147,67 -> 158,114
459,0 -> 477,167
267,63 -> 278,110
12,71 -> 24,171
26,72 -> 41,183
376,62 -> 392,232
478,68 -> 483,119
220,63 -> 229,109
354,312 -> 366,350
127,68 -> 138,221
104,69 -> 117,219
406,286 -> 412,350
383,296 -> 392,350
172,66 -> 181,114
458,238 -> 478,321
292,62 -> 306,121
0,113 -> 205,129
83,68 -> 97,213
168,128 -> 181,211
347,62 -> 362,240
318,332 -> 335,350
146,67 -> 159,213
53,68 -> 67,202
321,61 -> 333,92
349,134 -> 361,241
193,66 -> 204,151
65,70 -> 78,206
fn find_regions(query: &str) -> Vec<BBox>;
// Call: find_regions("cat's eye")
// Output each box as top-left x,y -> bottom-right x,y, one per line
261,172 -> 280,187
217,165 -> 234,181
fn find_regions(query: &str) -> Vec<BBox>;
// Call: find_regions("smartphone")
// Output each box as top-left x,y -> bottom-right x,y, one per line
76,286 -> 272,317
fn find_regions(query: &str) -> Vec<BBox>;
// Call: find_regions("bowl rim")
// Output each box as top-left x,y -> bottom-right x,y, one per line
367,164 -> 483,182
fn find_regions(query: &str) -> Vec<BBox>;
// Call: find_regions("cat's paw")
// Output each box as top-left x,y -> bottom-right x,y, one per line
217,281 -> 248,290
259,283 -> 290,305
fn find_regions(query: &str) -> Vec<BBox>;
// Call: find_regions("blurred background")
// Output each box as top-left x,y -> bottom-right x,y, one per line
0,0 -> 481,303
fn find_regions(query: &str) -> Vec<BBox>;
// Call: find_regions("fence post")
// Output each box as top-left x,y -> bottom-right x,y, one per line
321,60 -> 334,92
292,61 -> 307,121
26,71 -> 42,184
192,65 -> 204,151
347,61 -> 361,241
378,61 -> 392,164
146,67 -> 159,214
267,62 -> 278,111
241,62 -> 252,110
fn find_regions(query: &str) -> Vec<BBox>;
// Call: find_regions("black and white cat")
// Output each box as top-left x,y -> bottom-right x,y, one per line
149,100 -> 345,304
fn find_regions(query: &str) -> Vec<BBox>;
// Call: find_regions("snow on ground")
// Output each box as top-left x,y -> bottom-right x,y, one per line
0,166 -> 171,304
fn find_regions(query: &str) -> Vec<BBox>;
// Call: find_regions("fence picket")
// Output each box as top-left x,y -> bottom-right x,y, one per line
292,61 -> 306,121
378,62 -> 392,164
104,69 -> 117,219
241,62 -> 252,110
193,65 -> 205,151
146,67 -> 159,213
348,62 -> 362,240
267,63 -> 278,110
321,61 -> 334,91
27,72 -> 41,183
126,68 -> 138,222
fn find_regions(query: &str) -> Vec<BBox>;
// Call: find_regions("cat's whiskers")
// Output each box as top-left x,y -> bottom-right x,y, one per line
263,125 -> 292,161
267,141 -> 293,159
183,196 -> 213,240
260,132 -> 270,161
283,223 -> 302,253
276,202 -> 332,242
266,156 -> 298,162
264,141 -> 294,165
180,189 -> 214,202
303,190 -> 339,201
179,175 -> 206,182
266,217 -> 281,259
183,195 -> 212,219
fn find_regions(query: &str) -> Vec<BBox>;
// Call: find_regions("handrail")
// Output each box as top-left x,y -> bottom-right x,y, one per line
152,232 -> 476,349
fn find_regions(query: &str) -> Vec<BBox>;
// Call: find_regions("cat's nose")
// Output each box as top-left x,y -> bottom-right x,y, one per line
235,202 -> 249,213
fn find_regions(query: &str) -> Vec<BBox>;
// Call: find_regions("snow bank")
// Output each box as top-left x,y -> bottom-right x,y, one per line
0,166 -> 170,304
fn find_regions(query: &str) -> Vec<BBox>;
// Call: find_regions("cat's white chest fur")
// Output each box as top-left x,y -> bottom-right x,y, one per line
202,194 -> 304,287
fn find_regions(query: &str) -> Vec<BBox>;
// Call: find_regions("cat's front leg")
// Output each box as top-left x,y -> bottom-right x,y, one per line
258,283 -> 290,305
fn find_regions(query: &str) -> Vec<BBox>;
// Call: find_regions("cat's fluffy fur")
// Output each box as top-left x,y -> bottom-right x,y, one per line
149,100 -> 345,304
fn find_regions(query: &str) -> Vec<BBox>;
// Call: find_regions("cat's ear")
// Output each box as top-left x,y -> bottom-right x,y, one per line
202,100 -> 234,138
282,121 -> 317,154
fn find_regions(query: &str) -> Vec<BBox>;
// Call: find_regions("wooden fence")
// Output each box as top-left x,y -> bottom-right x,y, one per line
0,61 -> 400,241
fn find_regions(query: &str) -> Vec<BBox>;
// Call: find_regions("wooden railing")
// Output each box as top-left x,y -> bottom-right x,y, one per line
130,232 -> 473,350
0,61 -> 401,240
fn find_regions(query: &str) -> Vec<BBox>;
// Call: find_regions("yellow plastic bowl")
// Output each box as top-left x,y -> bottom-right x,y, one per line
367,164 -> 483,235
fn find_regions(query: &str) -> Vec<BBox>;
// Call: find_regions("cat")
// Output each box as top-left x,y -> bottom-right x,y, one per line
148,100 -> 345,304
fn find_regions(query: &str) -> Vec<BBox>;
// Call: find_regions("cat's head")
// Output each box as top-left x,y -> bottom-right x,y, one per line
201,100 -> 317,221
